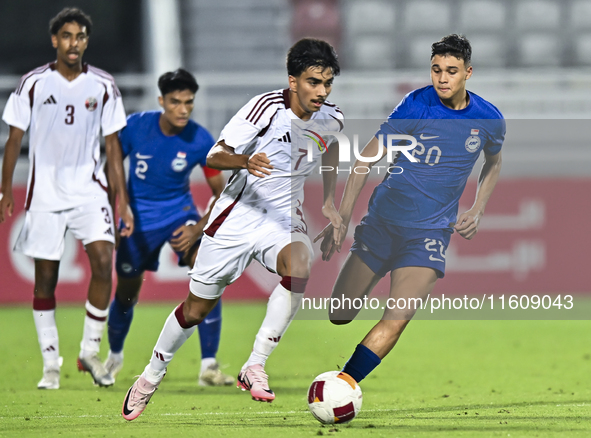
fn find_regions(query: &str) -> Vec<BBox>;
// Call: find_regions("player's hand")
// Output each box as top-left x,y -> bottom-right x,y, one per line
0,190 -> 14,223
119,203 -> 134,237
454,209 -> 482,240
313,206 -> 347,261
170,223 -> 202,254
247,152 -> 273,178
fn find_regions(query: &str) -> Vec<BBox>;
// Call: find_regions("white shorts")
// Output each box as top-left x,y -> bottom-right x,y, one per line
188,210 -> 313,299
14,197 -> 115,260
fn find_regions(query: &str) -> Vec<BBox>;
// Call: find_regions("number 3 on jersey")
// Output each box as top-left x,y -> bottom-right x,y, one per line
65,105 -> 75,125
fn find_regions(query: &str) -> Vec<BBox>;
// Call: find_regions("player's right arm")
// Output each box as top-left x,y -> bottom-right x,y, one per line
315,136 -> 387,260
207,140 -> 273,178
208,91 -> 285,178
0,126 -> 25,223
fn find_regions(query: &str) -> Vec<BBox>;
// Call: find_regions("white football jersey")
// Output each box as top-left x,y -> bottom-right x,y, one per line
206,88 -> 343,235
2,62 -> 127,211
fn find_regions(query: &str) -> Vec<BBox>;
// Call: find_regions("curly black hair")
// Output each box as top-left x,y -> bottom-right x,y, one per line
286,38 -> 340,77
431,34 -> 472,65
49,7 -> 93,36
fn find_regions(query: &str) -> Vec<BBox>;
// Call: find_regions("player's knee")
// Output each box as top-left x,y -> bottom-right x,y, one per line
293,245 -> 312,276
115,275 -> 143,304
90,251 -> 113,280
34,260 -> 59,296
278,242 -> 311,278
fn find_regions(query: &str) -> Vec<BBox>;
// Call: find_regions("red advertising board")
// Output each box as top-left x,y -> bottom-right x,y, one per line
1,179 -> 589,304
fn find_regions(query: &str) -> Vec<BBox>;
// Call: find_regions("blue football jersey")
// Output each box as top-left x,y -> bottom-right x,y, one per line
370,85 -> 505,230
119,111 -> 214,231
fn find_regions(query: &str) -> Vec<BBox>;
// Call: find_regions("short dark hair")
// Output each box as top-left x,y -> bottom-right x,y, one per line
49,7 -> 93,36
431,34 -> 472,66
158,68 -> 199,96
286,38 -> 340,77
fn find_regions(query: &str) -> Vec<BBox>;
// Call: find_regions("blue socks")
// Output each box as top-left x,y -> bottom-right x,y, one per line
198,300 -> 222,359
342,344 -> 381,383
107,296 -> 135,353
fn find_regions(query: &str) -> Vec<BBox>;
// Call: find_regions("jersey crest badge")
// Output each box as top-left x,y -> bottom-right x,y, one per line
172,152 -> 188,172
85,97 -> 98,112
465,135 -> 481,153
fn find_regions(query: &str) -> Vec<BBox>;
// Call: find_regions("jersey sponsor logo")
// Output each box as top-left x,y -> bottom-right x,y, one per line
85,97 -> 98,112
419,134 -> 439,140
43,95 -> 57,105
465,135 -> 481,153
172,152 -> 188,172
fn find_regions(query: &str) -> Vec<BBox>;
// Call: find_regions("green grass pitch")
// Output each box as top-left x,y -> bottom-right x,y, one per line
1,302 -> 590,437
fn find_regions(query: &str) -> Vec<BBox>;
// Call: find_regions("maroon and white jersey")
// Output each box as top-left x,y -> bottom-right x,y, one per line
2,62 -> 127,211
207,88 -> 344,234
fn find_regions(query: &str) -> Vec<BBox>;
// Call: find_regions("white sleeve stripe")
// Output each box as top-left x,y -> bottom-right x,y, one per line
248,98 -> 284,125
245,92 -> 282,121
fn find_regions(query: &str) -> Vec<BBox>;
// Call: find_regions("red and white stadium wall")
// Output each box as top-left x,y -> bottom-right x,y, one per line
1,179 -> 589,304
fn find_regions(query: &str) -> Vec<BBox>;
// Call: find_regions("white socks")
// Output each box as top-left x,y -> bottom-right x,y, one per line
79,301 -> 108,358
33,308 -> 60,370
200,357 -> 217,375
244,282 -> 303,369
145,305 -> 197,384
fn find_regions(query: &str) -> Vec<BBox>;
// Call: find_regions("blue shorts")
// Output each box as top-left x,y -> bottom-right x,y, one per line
116,213 -> 201,278
351,214 -> 452,278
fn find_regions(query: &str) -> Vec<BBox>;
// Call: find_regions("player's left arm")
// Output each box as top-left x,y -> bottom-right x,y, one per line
105,133 -> 134,237
170,172 -> 225,254
455,150 -> 502,240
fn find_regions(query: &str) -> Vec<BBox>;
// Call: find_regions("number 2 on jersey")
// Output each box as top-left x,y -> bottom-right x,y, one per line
65,105 -> 75,125
135,160 -> 148,179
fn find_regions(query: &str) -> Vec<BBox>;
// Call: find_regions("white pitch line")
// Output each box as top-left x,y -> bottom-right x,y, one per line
0,408 -> 401,421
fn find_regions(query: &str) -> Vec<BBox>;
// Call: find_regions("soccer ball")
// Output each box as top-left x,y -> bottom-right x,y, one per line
307,371 -> 363,424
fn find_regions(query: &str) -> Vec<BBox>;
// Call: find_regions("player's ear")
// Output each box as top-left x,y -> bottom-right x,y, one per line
158,95 -> 164,108
465,65 -> 473,80
288,75 -> 297,93
51,34 -> 58,49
